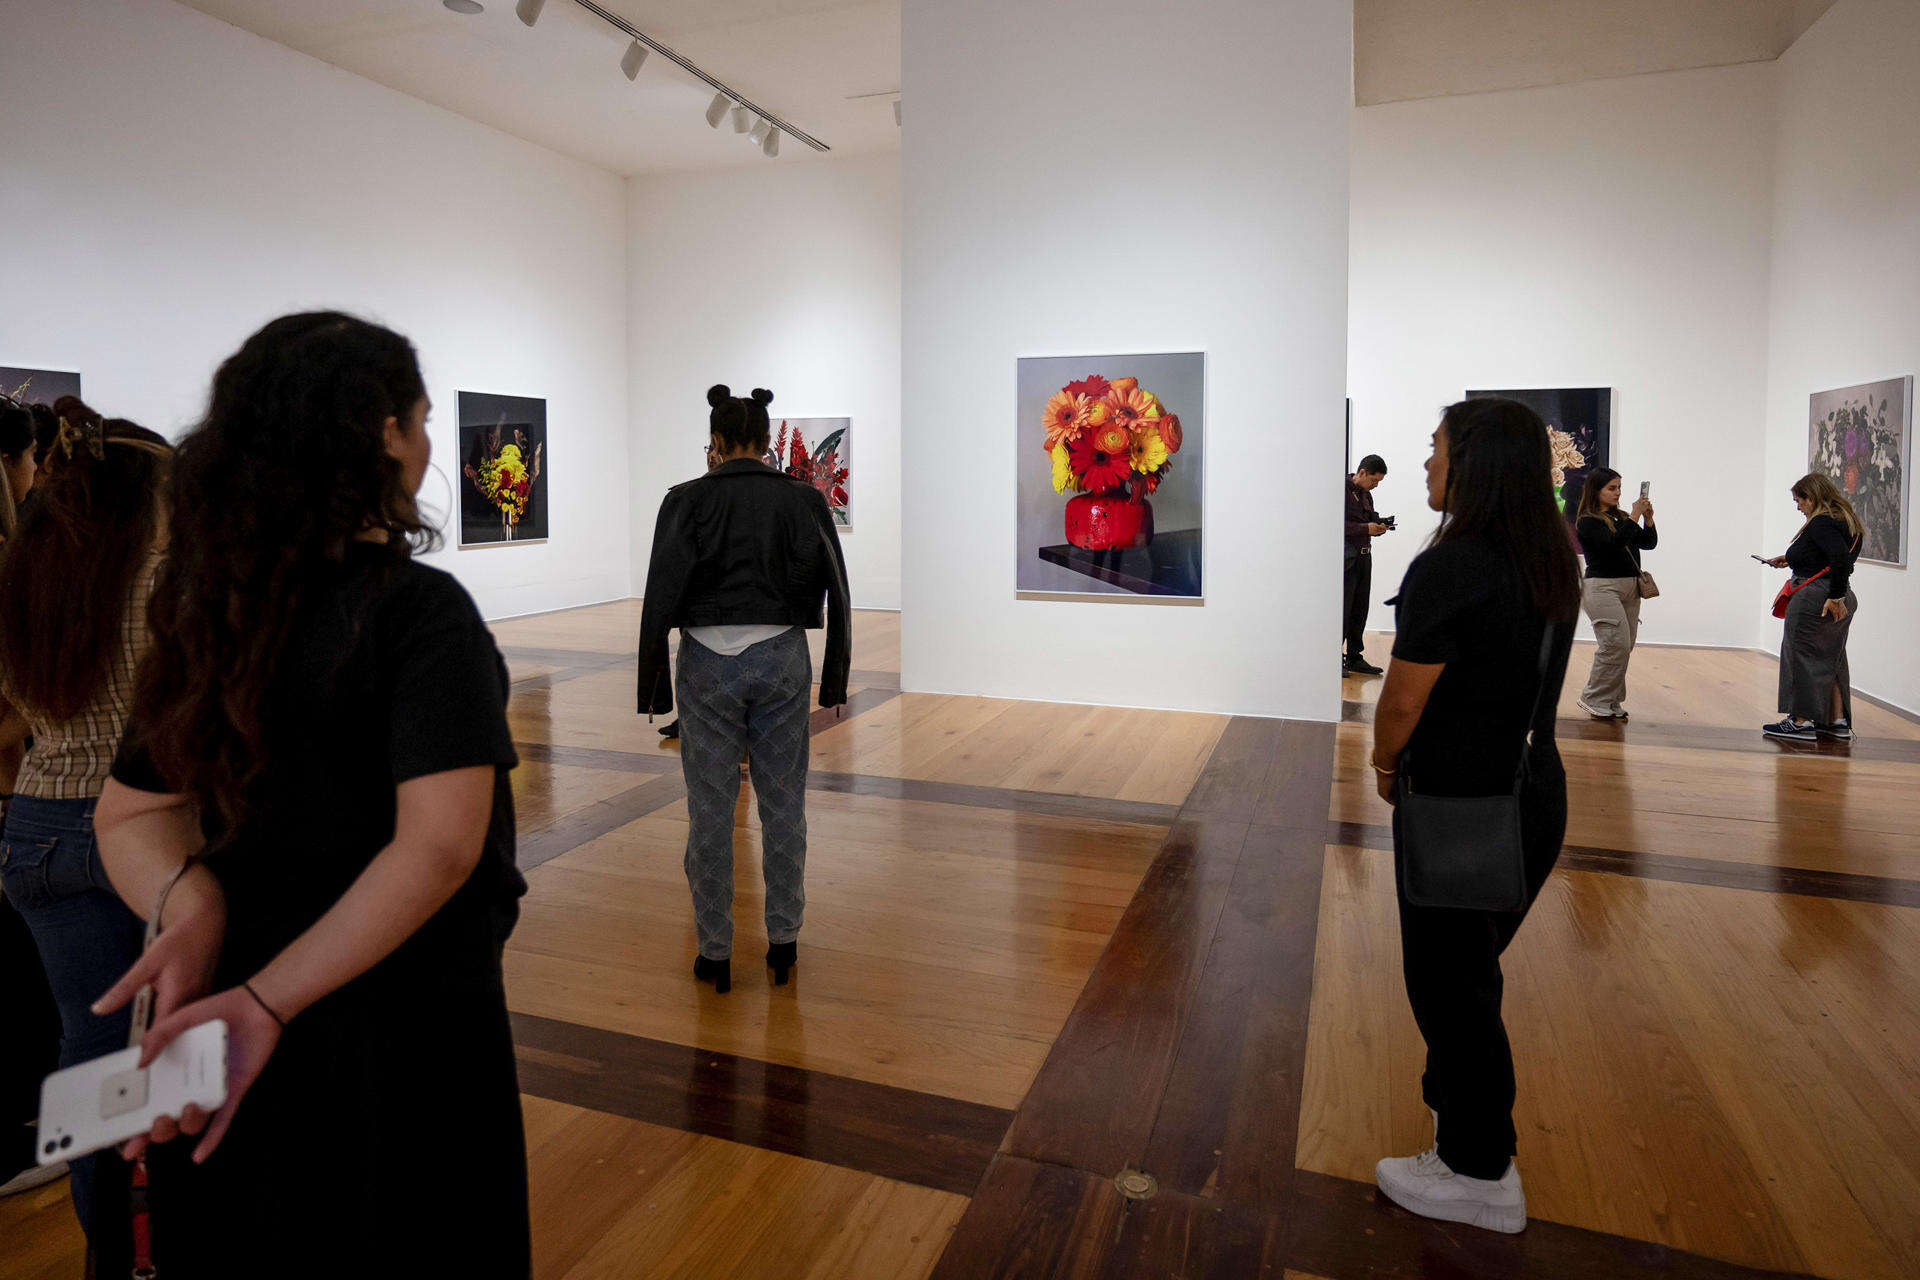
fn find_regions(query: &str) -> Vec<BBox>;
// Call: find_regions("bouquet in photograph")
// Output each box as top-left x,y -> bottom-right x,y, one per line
463,420 -> 543,536
767,420 -> 851,522
1040,374 -> 1183,549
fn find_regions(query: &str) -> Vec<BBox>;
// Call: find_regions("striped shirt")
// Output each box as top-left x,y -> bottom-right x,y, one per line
6,552 -> 159,802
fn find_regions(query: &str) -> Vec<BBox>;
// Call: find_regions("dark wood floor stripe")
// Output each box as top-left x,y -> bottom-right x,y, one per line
509,1011 -> 1012,1198
1342,699 -> 1920,763
1326,819 -> 1920,906
500,644 -> 634,671
809,685 -> 900,735
516,740 -> 681,775
1284,1170 -> 1814,1280
805,771 -> 1179,827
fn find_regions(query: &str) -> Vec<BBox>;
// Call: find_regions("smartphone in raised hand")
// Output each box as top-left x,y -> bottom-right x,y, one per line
1639,481 -> 1651,499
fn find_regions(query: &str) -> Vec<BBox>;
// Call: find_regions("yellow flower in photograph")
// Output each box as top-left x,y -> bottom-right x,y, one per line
1050,443 -> 1075,493
1131,425 -> 1169,473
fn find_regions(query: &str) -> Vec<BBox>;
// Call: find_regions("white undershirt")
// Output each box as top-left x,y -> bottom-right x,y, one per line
683,623 -> 795,656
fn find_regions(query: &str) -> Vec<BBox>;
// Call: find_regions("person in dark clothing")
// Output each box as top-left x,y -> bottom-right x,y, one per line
1368,398 -> 1581,1235
1344,454 -> 1390,674
637,385 -> 850,994
1762,472 -> 1862,741
92,313 -> 530,1277
1573,468 -> 1656,719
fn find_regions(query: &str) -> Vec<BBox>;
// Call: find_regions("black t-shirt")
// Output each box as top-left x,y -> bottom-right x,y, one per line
1391,537 -> 1575,795
1575,513 -> 1657,579
1784,513 -> 1858,600
111,542 -> 525,985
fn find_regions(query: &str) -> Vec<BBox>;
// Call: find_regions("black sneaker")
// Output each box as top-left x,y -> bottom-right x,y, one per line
1816,719 -> 1855,741
659,720 -> 680,740
1346,655 -> 1383,676
1762,717 -> 1817,741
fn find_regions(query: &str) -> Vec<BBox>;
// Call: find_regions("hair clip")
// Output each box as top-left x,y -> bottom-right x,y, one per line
55,411 -> 106,462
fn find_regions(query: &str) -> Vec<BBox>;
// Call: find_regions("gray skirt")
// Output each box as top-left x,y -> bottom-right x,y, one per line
1778,578 -> 1857,722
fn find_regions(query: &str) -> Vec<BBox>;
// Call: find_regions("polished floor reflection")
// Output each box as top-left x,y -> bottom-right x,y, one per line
3,607 -> 1914,1279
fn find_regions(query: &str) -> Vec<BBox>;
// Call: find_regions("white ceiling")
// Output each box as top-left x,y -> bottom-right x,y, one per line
174,0 -> 901,176
173,0 -> 1841,176
1356,0 -> 1838,106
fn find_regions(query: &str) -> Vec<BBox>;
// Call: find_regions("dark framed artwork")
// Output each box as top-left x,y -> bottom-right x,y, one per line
1016,352 -> 1205,600
764,416 -> 851,528
0,365 -> 82,411
1808,375 -> 1911,567
457,391 -> 548,547
1466,387 -> 1611,522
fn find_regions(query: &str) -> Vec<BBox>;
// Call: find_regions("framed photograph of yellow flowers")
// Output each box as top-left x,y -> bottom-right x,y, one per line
1018,351 -> 1205,599
458,391 -> 548,547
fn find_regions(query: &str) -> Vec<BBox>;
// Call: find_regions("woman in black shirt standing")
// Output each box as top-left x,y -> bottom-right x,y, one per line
1368,397 -> 1580,1234
1761,473 -> 1862,741
1573,468 -> 1656,719
91,313 -> 529,1276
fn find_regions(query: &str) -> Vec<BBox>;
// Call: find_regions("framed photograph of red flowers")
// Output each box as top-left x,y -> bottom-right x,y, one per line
1017,352 -> 1205,599
762,416 -> 851,529
457,391 -> 549,547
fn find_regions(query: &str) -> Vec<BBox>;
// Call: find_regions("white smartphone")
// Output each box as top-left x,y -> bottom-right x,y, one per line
36,1020 -> 228,1166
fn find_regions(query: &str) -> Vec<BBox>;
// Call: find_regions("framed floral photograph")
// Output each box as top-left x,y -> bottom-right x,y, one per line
763,416 -> 850,528
457,391 -> 548,547
1808,376 -> 1911,567
1466,387 -> 1611,525
1016,352 -> 1205,599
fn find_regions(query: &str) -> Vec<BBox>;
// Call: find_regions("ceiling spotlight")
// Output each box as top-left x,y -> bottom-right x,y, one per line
443,0 -> 484,13
705,93 -> 731,128
749,118 -> 772,147
732,106 -> 754,134
761,128 -> 780,158
621,40 -> 649,81
515,0 -> 545,26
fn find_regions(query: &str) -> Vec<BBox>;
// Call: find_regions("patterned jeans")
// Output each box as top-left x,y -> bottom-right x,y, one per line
675,629 -> 812,960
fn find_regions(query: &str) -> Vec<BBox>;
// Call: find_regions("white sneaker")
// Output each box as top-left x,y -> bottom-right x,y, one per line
1375,1148 -> 1526,1234
1,1161 -> 67,1196
1576,699 -> 1612,720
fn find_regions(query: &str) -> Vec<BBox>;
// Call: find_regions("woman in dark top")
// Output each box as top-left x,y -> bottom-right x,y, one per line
1761,472 -> 1862,741
91,313 -> 529,1276
637,385 -> 849,994
1368,397 -> 1581,1234
1573,467 -> 1656,719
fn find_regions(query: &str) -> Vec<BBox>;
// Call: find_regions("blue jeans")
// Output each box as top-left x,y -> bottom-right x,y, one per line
0,795 -> 144,1258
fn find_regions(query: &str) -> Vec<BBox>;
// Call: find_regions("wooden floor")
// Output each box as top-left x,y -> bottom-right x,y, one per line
4,606 -> 1915,1278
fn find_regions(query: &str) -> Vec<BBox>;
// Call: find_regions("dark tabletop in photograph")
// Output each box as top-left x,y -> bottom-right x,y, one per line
1036,529 -> 1202,598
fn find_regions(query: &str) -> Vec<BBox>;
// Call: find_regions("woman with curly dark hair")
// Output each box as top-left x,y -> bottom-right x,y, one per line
90,313 -> 529,1275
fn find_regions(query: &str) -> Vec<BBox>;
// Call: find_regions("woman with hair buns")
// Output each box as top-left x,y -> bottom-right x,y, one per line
1760,472 -> 1863,741
637,385 -> 850,994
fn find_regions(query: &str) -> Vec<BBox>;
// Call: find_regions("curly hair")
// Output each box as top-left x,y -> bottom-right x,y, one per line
135,312 -> 433,829
0,399 -> 171,722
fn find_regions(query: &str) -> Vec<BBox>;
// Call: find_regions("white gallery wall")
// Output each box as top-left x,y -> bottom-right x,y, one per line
1764,0 -> 1920,716
0,0 -> 630,621
626,156 -> 903,609
900,0 -> 1352,720
1349,63 -> 1778,649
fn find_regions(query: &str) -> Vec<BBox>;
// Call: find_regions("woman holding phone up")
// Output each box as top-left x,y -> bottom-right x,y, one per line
91,313 -> 530,1276
1573,469 -> 1656,719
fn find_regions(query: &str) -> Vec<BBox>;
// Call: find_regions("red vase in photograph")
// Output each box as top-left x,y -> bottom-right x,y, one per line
1064,494 -> 1154,551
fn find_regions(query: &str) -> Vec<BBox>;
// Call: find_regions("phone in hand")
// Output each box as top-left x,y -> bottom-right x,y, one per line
36,1021 -> 227,1165
1639,481 -> 1651,499
1750,554 -> 1771,563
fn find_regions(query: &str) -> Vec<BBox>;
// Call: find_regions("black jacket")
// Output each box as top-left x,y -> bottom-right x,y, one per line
636,459 -> 851,715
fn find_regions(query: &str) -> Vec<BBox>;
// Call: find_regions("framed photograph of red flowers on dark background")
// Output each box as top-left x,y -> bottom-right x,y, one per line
457,390 -> 549,548
763,415 -> 851,528
1808,375 -> 1911,566
1017,352 -> 1205,599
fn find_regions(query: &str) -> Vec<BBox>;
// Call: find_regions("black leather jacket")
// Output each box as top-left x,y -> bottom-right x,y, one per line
636,459 -> 851,715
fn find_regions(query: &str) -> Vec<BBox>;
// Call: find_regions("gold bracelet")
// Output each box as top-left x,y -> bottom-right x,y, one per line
1369,754 -> 1398,777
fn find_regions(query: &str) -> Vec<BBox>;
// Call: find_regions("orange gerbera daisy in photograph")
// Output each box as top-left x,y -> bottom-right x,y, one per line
1041,389 -> 1090,453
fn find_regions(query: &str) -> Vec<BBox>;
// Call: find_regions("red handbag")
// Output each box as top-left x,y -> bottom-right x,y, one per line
1771,532 -> 1860,618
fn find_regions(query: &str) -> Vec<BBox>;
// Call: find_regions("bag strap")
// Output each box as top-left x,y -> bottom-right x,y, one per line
1513,623 -> 1559,789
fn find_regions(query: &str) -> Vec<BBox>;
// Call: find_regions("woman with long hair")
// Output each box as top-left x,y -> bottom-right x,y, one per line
0,402 -> 170,1260
637,385 -> 849,994
90,313 -> 530,1275
1573,467 -> 1656,719
1760,473 -> 1862,741
0,395 -> 39,540
1368,398 -> 1581,1234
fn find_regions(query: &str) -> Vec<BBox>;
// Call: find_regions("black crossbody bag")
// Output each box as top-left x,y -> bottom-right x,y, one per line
1393,625 -> 1557,912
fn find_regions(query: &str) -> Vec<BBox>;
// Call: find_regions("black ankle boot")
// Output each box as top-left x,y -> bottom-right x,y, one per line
693,954 -> 731,993
766,941 -> 797,985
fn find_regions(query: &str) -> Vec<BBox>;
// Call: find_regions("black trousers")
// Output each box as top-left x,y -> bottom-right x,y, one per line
1,893 -> 62,1182
1393,772 -> 1566,1179
1343,550 -> 1372,657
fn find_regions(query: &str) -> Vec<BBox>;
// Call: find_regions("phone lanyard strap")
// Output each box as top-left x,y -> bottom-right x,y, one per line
127,862 -> 192,1280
